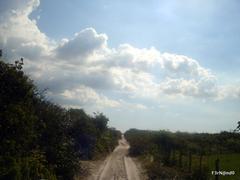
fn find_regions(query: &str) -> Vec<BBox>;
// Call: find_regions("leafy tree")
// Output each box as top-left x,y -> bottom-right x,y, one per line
68,109 -> 97,159
235,121 -> 240,132
0,58 -> 121,180
0,59 -> 56,180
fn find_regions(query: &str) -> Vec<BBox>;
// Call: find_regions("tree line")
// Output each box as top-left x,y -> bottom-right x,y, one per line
0,59 -> 121,180
125,128 -> 240,179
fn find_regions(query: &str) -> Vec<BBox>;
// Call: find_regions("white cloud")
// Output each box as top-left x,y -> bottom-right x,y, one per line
118,100 -> 149,111
161,53 -> 213,80
134,103 -> 148,110
0,0 -> 52,60
60,85 -> 120,108
0,0 -> 239,111
159,77 -> 218,98
0,0 -> 40,18
217,84 -> 240,100
99,44 -> 161,70
55,28 -> 107,61
110,67 -> 157,95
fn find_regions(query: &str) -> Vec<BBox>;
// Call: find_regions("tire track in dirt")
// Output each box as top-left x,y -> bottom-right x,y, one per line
95,136 -> 141,180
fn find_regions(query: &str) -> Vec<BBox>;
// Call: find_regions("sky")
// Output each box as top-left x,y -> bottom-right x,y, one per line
0,0 -> 240,132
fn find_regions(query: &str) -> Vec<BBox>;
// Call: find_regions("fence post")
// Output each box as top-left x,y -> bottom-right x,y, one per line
188,151 -> 192,173
215,158 -> 220,180
199,153 -> 203,174
178,151 -> 182,168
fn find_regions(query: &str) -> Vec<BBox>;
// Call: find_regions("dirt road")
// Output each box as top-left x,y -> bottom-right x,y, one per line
89,135 -> 141,180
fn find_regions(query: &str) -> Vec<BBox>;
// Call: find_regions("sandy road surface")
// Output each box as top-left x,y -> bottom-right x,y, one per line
89,136 -> 141,180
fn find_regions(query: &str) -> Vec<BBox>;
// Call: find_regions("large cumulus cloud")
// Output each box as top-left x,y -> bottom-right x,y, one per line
55,28 -> 107,60
0,0 -> 52,60
0,0 -> 239,110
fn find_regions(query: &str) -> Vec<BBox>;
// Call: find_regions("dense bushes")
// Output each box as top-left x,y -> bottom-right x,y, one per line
125,129 -> 240,179
0,60 -> 121,180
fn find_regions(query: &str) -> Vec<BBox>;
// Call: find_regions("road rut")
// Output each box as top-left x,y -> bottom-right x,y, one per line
92,136 -> 141,180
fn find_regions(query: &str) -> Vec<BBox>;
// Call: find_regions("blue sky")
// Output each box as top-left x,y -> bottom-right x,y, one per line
1,0 -> 240,132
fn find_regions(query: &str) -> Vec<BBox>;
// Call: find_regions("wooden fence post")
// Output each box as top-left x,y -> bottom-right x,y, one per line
215,158 -> 220,180
178,151 -> 182,168
188,152 -> 192,173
